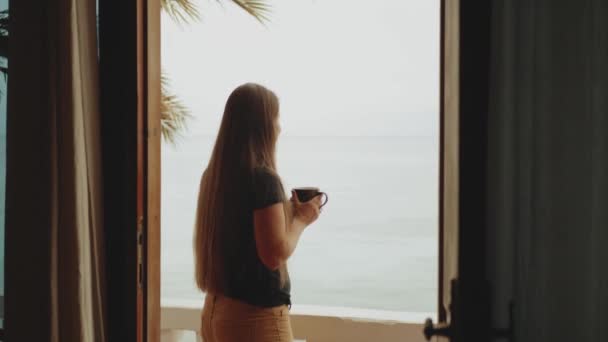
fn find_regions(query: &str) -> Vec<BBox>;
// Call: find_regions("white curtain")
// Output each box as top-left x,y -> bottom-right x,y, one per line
47,0 -> 106,340
487,0 -> 607,341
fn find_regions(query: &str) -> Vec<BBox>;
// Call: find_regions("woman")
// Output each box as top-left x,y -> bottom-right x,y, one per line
194,83 -> 324,342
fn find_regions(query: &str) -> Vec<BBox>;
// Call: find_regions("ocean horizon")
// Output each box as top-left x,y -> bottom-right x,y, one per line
162,134 -> 438,314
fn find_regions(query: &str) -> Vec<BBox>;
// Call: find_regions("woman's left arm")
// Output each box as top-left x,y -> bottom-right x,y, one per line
254,202 -> 303,270
253,192 -> 321,270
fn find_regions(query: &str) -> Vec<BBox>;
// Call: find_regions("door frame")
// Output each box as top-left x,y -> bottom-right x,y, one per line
438,0 -> 459,325
438,0 -> 493,341
99,0 -> 160,340
456,0 -> 492,340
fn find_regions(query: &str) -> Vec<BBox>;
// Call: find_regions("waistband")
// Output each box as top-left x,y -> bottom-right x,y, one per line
205,293 -> 290,315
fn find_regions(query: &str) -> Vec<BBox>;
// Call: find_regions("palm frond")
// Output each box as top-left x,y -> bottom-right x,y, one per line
0,10 -> 8,37
227,0 -> 272,25
161,72 -> 192,145
161,0 -> 200,24
0,9 -> 9,65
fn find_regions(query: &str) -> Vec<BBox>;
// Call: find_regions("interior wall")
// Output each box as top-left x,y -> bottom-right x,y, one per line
487,0 -> 607,341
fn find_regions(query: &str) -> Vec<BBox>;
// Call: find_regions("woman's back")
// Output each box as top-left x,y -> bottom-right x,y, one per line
218,166 -> 291,308
196,83 -> 323,342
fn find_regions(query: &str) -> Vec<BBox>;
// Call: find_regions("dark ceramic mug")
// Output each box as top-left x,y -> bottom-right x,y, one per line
292,187 -> 329,208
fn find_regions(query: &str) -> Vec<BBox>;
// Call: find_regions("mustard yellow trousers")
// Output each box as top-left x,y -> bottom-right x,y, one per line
201,294 -> 294,342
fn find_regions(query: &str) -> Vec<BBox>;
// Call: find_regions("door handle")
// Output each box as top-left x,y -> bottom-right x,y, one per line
423,318 -> 452,340
422,278 -> 514,341
423,302 -> 514,341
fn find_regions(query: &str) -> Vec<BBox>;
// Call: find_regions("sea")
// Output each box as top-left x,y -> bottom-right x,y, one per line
161,134 -> 438,323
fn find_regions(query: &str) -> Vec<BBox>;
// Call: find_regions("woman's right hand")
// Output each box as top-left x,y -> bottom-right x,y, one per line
290,190 -> 323,227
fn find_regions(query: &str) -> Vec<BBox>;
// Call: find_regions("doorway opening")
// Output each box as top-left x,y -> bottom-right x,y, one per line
160,0 -> 440,316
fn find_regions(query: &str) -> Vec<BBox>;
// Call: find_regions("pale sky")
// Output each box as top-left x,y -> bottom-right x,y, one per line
161,0 -> 439,137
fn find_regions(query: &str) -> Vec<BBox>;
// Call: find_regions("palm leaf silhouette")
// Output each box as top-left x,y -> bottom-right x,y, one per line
161,71 -> 192,144
159,0 -> 272,145
227,0 -> 272,24
161,0 -> 200,24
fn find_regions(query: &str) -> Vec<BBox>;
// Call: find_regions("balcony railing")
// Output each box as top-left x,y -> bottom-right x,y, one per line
161,298 -> 431,342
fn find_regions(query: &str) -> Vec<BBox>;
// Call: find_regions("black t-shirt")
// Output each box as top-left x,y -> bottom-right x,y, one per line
221,167 -> 291,308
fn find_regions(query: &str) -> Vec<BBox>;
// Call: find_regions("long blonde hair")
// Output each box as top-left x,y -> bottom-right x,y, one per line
194,83 -> 287,293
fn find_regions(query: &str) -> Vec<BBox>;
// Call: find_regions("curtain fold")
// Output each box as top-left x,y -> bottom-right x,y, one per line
48,0 -> 107,341
7,0 -> 106,340
487,0 -> 608,341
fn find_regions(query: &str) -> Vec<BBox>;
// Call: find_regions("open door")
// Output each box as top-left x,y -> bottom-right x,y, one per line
145,0 -> 162,340
422,0 -> 461,340
438,0 -> 460,329
424,1 -> 494,341
99,0 -> 160,341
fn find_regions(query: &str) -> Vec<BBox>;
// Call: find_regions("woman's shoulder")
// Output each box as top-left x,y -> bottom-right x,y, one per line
251,167 -> 286,207
251,166 -> 284,190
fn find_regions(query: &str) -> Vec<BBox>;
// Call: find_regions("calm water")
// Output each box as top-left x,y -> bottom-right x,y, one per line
162,134 -> 438,313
